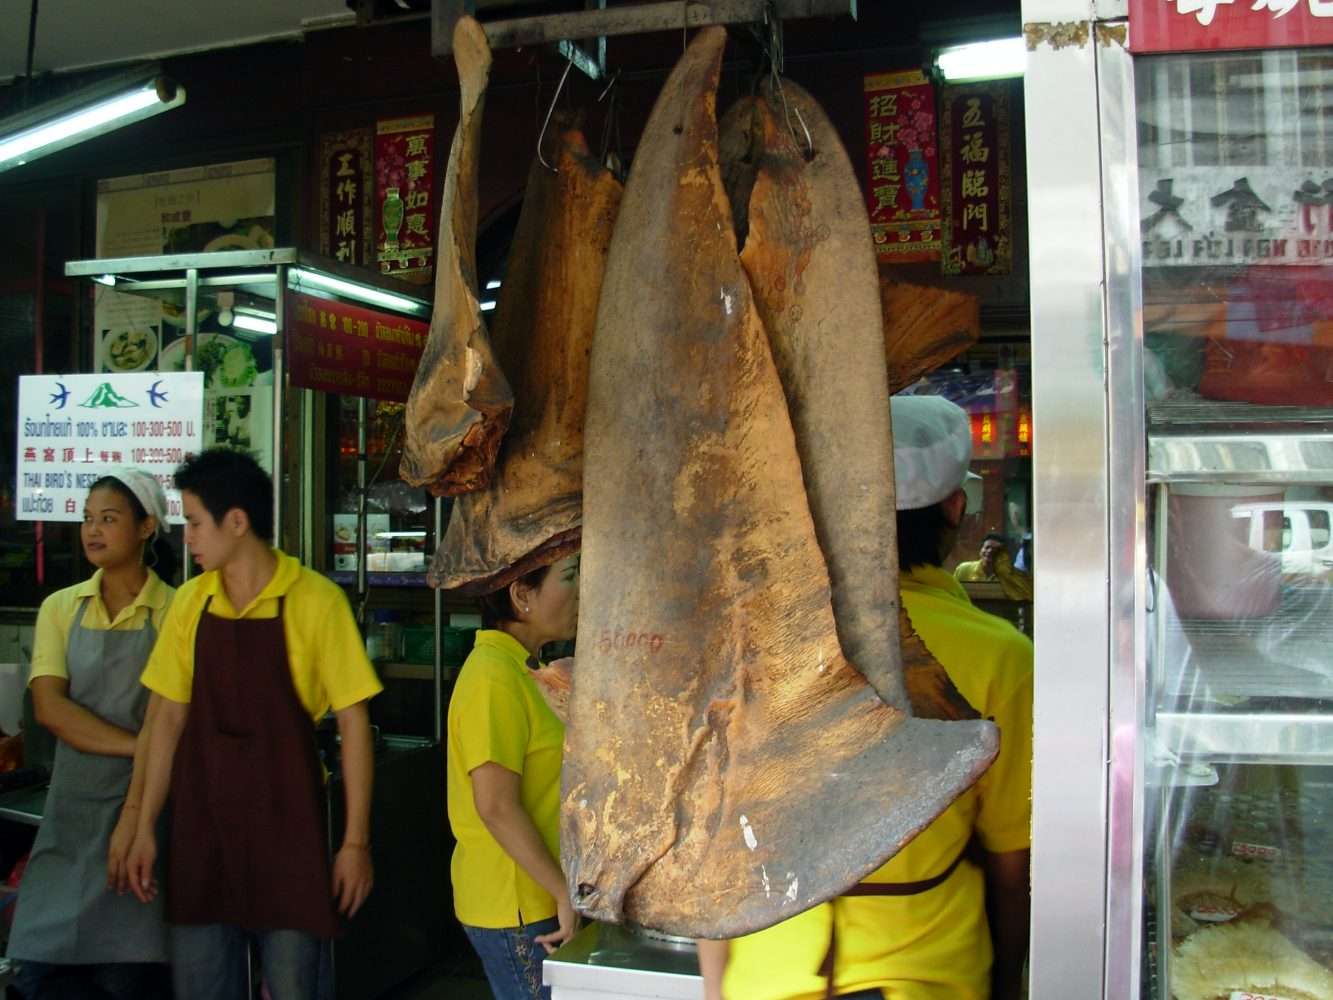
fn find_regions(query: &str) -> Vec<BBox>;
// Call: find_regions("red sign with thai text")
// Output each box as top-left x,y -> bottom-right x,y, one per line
941,83 -> 1013,276
375,115 -> 435,281
863,70 -> 942,264
286,291 -> 428,402
1129,0 -> 1333,53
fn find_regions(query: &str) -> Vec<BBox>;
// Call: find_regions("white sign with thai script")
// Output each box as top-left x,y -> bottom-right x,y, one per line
17,373 -> 205,522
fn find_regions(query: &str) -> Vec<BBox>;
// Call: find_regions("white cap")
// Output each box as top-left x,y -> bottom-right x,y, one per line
891,395 -> 981,512
98,467 -> 170,538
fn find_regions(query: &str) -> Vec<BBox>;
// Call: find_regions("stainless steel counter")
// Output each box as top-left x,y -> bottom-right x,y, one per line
545,923 -> 703,999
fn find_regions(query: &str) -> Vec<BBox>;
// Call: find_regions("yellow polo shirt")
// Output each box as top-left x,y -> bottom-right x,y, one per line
140,550 -> 381,720
30,569 -> 174,683
448,629 -> 564,929
724,566 -> 1033,1000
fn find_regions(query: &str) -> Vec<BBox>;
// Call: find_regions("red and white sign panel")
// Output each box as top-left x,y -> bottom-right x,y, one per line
1129,0 -> 1333,54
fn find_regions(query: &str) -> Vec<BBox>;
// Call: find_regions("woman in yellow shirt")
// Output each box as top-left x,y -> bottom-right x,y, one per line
11,469 -> 175,999
447,552 -> 580,1000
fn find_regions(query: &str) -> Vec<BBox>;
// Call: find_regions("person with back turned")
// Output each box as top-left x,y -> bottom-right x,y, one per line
702,395 -> 1033,1000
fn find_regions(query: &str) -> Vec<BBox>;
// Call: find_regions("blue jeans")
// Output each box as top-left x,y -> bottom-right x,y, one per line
14,960 -> 170,1000
462,916 -> 560,1000
170,924 -> 332,1000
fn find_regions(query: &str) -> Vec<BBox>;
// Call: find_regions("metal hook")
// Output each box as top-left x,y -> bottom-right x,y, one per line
537,56 -> 576,174
789,101 -> 814,161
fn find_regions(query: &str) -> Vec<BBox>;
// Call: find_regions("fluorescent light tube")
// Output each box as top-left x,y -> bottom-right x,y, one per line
936,38 -> 1026,82
232,314 -> 277,336
479,300 -> 497,312
485,280 -> 502,290
0,78 -> 185,172
289,268 -> 426,315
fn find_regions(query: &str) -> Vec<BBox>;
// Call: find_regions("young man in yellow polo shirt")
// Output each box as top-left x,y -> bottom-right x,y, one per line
125,449 -> 382,1000
711,395 -> 1032,1000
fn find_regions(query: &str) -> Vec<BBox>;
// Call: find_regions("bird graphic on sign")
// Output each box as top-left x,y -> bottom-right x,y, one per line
148,381 -> 169,408
48,383 -> 70,409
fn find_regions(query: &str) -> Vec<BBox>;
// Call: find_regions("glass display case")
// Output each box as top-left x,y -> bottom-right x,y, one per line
1137,46 -> 1333,1000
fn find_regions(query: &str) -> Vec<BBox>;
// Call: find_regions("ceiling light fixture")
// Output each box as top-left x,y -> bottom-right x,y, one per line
0,74 -> 185,173
288,268 -> 427,316
232,314 -> 277,336
935,37 -> 1026,83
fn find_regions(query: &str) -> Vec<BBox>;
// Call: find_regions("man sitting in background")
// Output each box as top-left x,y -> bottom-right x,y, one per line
954,532 -> 1032,602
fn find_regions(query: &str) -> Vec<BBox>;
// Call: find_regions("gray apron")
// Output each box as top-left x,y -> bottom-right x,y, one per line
9,598 -> 169,964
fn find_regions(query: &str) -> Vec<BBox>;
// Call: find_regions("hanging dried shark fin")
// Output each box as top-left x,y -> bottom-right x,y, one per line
400,15 -> 512,496
721,83 -> 980,724
562,27 -> 997,940
430,128 -> 622,592
881,274 -> 981,396
721,80 -> 905,709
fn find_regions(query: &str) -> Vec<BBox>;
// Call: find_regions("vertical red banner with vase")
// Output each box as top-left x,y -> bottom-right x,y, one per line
319,130 -> 373,267
941,83 -> 1013,276
375,115 -> 435,282
863,70 -> 942,264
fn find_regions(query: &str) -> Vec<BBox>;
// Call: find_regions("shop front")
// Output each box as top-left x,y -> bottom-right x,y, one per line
0,3 -> 1048,996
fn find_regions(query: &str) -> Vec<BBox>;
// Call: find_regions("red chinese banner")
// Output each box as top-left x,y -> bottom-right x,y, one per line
863,70 -> 942,264
319,130 -> 373,267
375,115 -> 435,281
286,291 -> 428,403
941,83 -> 1013,277
1129,0 -> 1333,54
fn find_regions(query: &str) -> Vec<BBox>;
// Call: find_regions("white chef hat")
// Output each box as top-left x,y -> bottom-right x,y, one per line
97,466 -> 170,539
890,395 -> 981,512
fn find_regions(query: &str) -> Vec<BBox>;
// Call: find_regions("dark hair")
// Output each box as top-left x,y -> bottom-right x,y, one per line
477,564 -> 554,629
896,502 -> 956,572
983,532 -> 1007,546
88,475 -> 178,585
173,448 -> 274,543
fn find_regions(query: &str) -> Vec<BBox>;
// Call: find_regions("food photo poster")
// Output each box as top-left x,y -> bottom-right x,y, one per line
92,159 -> 277,473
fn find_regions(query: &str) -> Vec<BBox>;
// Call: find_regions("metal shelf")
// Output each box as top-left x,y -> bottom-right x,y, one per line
1155,710 -> 1333,764
1147,399 -> 1333,481
1148,398 -> 1333,429
1155,589 -> 1333,761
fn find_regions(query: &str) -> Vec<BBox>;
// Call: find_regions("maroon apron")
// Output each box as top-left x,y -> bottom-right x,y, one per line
167,596 -> 341,938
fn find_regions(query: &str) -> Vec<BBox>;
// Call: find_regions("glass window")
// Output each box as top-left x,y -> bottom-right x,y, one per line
325,395 -> 432,582
1138,46 -> 1333,1000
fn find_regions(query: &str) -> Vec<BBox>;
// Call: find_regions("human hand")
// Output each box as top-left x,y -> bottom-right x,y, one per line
332,844 -> 374,918
534,891 -> 581,954
106,806 -> 139,894
0,733 -> 23,773
532,657 -> 573,724
125,830 -> 159,904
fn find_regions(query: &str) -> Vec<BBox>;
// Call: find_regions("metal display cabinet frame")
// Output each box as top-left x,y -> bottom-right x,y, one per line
1023,2 -> 1139,996
1027,2 -> 1333,996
